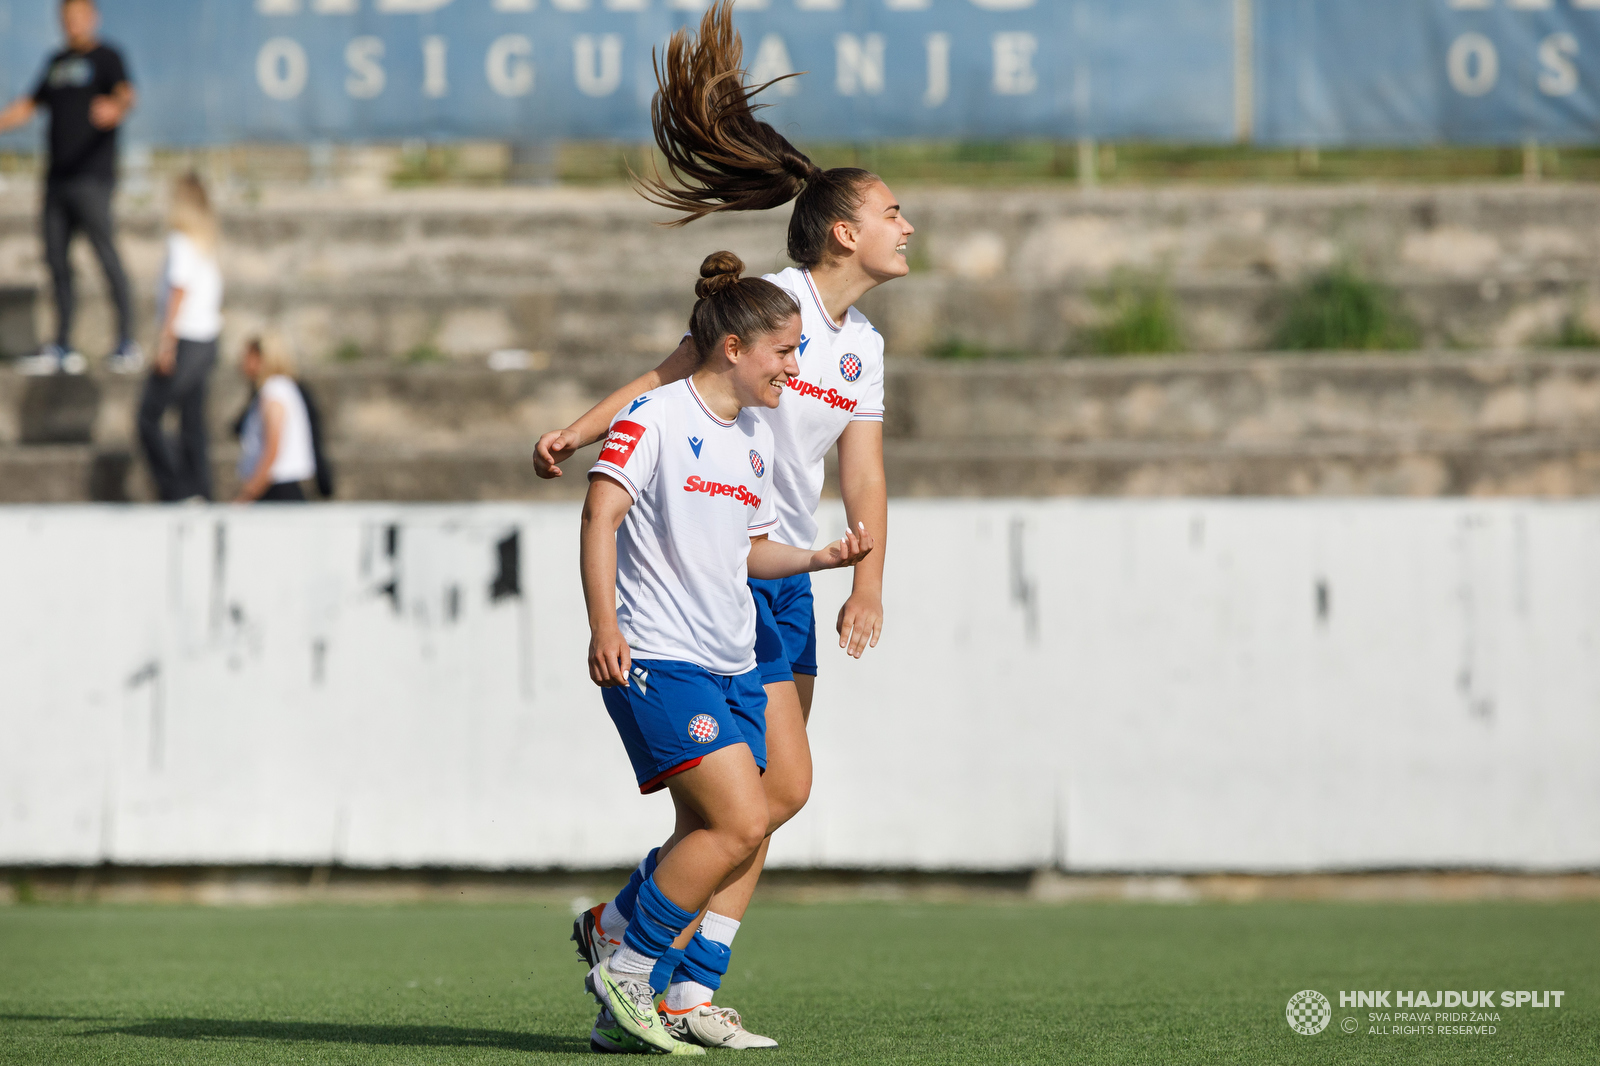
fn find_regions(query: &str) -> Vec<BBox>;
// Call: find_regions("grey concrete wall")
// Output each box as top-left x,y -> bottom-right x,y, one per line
5,183 -> 1600,362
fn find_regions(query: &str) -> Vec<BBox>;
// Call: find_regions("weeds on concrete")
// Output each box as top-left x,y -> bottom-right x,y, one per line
1273,266 -> 1418,351
332,340 -> 364,363
403,343 -> 445,365
1082,272 -> 1184,356
926,338 -> 1024,361
1550,314 -> 1600,348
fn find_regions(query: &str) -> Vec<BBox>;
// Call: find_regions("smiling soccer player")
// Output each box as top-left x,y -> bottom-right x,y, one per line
540,3 -> 905,1045
578,251 -> 873,1054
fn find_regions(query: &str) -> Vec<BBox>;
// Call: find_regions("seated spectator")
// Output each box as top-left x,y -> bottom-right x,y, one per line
234,334 -> 315,503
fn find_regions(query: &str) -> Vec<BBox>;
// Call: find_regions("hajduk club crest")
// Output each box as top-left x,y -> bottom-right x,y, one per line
749,450 -> 765,477
840,353 -> 862,382
687,714 -> 720,743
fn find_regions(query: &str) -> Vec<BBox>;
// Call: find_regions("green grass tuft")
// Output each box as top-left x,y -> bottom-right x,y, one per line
1084,273 -> 1185,355
0,900 -> 1594,1064
1274,266 -> 1419,351
332,340 -> 365,363
404,343 -> 446,365
1550,314 -> 1600,348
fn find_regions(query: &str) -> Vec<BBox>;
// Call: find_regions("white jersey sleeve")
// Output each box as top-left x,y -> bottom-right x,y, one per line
590,400 -> 662,500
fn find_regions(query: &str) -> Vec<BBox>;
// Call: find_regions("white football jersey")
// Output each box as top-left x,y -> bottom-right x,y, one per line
761,267 -> 885,549
590,378 -> 779,676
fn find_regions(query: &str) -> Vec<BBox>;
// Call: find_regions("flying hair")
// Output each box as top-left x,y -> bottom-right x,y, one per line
641,0 -> 878,268
688,251 -> 801,365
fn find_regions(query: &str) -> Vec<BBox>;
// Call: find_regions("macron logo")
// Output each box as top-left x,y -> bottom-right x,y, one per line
798,334 -> 811,357
688,436 -> 704,458
628,396 -> 652,414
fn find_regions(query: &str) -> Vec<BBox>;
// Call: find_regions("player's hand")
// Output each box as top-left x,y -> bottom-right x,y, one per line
836,590 -> 883,659
89,95 -> 122,130
589,625 -> 633,688
810,522 -> 874,572
534,428 -> 583,479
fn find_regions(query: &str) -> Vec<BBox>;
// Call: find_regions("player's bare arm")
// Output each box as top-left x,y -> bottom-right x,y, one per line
747,524 -> 873,581
835,420 -> 887,658
581,473 -> 635,687
534,337 -> 698,477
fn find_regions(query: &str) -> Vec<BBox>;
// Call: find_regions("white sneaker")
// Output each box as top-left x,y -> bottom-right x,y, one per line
662,1003 -> 779,1050
61,350 -> 88,375
15,346 -> 69,376
106,341 -> 145,374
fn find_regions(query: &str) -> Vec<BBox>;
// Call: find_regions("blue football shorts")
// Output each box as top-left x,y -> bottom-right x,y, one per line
602,659 -> 768,794
749,573 -> 818,679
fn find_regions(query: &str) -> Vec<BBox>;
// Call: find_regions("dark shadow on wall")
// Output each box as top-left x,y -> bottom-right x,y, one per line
78,1017 -> 588,1054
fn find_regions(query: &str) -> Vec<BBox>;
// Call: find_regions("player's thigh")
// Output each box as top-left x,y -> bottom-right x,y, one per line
759,679 -> 812,827
667,743 -> 768,847
793,672 -> 815,721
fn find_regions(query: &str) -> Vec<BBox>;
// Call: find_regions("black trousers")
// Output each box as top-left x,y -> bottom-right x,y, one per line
260,481 -> 307,502
137,338 -> 216,501
43,176 -> 134,349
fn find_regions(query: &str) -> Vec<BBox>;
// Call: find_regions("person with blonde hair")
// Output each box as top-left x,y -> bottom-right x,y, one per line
136,171 -> 223,501
234,333 -> 316,503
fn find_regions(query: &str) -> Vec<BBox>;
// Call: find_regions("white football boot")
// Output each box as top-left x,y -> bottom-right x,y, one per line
571,903 -> 623,970
661,1003 -> 778,1050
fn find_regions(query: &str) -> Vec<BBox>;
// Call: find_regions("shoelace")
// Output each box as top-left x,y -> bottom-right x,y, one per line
705,1005 -> 745,1031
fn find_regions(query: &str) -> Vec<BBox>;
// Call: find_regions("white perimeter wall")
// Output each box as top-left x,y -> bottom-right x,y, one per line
1,500 -> 1596,872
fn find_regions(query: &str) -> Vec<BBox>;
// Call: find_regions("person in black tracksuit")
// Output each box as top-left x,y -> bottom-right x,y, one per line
0,0 -> 137,374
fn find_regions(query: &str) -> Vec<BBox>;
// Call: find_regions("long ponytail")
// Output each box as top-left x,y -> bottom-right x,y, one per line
641,0 -> 877,269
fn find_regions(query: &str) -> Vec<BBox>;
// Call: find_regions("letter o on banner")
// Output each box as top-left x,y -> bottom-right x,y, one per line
257,37 -> 309,101
487,34 -> 535,97
1448,33 -> 1498,98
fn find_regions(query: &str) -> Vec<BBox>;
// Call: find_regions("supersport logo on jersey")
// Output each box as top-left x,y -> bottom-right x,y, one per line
786,377 -> 858,412
683,476 -> 761,509
598,420 -> 647,466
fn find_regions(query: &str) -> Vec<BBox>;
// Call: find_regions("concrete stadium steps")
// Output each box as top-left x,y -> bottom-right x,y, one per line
1,350 -> 1598,502
10,184 -> 1600,361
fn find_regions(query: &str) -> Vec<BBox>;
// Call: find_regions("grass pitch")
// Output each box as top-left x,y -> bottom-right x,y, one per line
0,899 -> 1594,1065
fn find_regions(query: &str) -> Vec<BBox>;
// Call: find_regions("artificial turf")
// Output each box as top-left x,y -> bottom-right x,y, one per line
0,899 -> 1594,1065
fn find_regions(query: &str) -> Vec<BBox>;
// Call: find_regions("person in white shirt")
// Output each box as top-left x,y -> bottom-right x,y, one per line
234,333 -> 315,503
135,172 -> 222,500
538,3 -> 909,1041
578,251 -> 872,1054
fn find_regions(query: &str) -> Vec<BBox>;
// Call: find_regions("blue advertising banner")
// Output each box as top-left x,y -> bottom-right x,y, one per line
1257,1 -> 1600,145
0,0 -> 1238,148
2,1 -> 1598,149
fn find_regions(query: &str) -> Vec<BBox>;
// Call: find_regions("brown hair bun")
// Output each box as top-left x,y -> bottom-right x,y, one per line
695,250 -> 744,299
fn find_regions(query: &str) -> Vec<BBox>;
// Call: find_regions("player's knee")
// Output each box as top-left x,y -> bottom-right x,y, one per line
765,771 -> 812,832
723,806 -> 769,858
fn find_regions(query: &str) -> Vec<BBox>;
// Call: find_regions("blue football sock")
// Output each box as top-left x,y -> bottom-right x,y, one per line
650,946 -> 688,994
671,931 -> 731,992
621,874 -> 696,962
613,847 -> 660,923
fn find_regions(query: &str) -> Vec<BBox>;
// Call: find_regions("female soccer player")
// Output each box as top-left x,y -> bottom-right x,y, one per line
580,250 -> 872,1054
542,3 -> 910,1045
